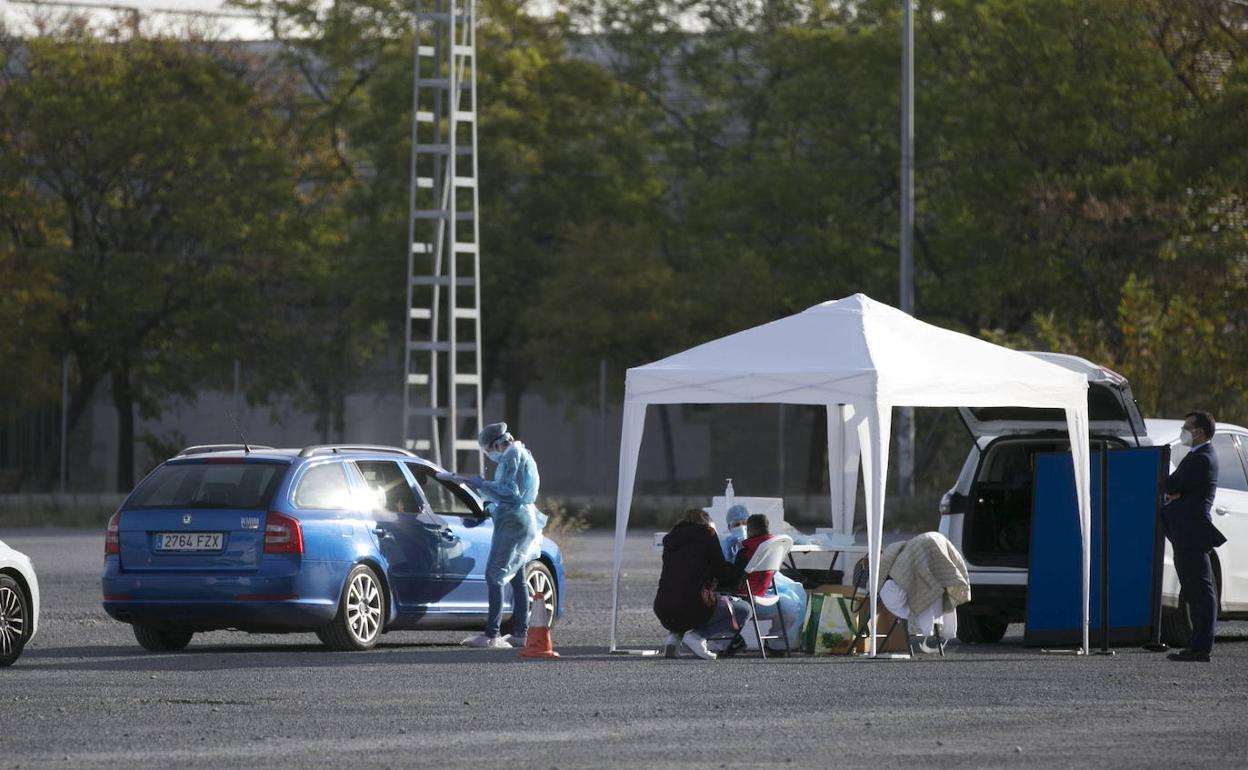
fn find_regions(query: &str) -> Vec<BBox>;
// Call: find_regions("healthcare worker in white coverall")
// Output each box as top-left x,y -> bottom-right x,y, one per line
460,423 -> 548,649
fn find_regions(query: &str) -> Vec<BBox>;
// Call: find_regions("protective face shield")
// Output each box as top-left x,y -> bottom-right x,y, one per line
1180,428 -> 1194,446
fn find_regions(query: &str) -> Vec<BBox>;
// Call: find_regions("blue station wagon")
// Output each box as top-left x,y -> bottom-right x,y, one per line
101,444 -> 565,652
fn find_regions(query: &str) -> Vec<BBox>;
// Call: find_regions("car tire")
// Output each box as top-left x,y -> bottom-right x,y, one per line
0,574 -> 30,667
132,625 -> 194,652
955,606 -> 1008,644
317,564 -> 384,651
501,560 -> 558,635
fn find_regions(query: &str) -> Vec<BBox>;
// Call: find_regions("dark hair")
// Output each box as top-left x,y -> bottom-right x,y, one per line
746,513 -> 769,536
678,508 -> 713,530
1186,410 -> 1216,438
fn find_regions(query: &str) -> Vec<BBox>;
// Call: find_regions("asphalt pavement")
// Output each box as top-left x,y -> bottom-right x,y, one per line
2,528 -> 1247,769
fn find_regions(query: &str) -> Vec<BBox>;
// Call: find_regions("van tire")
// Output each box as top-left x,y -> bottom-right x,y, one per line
1160,601 -> 1191,649
1160,564 -> 1221,650
955,607 -> 1008,644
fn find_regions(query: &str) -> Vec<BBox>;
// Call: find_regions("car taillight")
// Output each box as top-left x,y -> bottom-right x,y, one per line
105,511 -> 121,555
264,512 -> 303,554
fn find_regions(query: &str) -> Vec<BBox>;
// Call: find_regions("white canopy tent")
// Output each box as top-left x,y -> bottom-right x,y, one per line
609,294 -> 1093,656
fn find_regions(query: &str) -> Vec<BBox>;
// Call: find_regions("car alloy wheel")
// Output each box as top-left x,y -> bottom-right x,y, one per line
526,562 -> 556,619
0,578 -> 27,665
345,569 -> 382,645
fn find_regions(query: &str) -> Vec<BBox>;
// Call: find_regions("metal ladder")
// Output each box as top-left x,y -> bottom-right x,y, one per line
403,0 -> 483,474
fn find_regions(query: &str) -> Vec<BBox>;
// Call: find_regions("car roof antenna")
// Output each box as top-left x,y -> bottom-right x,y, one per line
226,409 -> 252,454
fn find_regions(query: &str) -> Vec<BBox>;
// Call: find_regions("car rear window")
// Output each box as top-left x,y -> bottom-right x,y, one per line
124,461 -> 287,510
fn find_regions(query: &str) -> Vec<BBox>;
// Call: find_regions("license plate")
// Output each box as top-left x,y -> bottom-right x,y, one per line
156,532 -> 224,551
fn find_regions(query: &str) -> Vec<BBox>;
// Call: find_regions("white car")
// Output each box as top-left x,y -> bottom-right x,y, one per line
1146,418 -> 1248,646
0,538 -> 40,666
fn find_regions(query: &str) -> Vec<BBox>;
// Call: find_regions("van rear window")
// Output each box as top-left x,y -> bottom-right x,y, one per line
125,461 -> 287,510
967,387 -> 1129,424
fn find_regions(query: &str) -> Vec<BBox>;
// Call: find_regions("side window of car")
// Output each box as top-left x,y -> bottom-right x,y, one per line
354,460 -> 424,513
294,463 -> 352,509
1212,434 -> 1248,492
404,462 -> 478,516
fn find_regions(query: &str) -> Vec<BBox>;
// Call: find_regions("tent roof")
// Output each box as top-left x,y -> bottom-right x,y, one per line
625,293 -> 1087,408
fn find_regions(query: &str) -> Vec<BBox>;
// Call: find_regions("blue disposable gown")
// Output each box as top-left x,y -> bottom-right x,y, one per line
720,528 -> 746,561
765,571 -> 807,649
476,441 -> 547,586
720,531 -> 807,649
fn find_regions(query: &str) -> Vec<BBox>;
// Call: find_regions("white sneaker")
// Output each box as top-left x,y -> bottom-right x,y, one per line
663,632 -> 681,658
461,633 -> 510,649
503,634 -> 527,648
682,631 -> 718,661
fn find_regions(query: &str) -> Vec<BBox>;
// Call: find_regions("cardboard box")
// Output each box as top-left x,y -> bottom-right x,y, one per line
863,603 -> 910,654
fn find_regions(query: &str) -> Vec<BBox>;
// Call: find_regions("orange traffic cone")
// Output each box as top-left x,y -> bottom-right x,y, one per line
519,592 -> 560,659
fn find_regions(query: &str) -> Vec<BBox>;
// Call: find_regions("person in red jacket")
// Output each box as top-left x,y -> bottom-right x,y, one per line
732,513 -> 806,654
733,514 -> 777,597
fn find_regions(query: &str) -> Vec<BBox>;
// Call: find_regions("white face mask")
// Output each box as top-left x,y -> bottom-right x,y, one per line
730,525 -> 747,541
1180,428 -> 1194,447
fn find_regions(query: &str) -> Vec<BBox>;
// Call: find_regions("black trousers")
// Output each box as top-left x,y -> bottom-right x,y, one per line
1173,546 -> 1217,655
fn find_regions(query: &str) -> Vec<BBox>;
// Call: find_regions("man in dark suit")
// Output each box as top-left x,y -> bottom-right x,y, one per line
1161,410 -> 1227,662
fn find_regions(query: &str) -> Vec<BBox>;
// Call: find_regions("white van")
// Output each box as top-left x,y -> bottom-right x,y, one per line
937,352 -> 1148,643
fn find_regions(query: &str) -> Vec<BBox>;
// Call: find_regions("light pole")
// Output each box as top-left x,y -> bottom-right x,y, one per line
60,355 -> 69,492
897,0 -> 916,498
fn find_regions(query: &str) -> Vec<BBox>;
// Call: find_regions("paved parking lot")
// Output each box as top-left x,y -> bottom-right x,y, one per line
2,528 -> 1247,768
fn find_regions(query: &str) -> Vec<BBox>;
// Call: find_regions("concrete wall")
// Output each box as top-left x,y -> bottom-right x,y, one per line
60,363 -> 842,524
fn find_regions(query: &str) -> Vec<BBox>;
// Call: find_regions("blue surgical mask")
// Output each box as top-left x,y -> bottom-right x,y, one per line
487,449 -> 504,462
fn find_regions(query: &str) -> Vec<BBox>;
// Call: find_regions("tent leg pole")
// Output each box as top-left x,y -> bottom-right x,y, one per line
1093,440 -> 1115,656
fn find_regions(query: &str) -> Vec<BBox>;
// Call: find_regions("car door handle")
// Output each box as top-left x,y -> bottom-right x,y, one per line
440,528 -> 459,542
1215,506 -> 1230,516
371,527 -> 393,539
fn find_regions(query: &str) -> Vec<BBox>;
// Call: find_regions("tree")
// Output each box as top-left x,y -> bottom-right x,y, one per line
239,0 -> 668,433
0,29 -> 309,489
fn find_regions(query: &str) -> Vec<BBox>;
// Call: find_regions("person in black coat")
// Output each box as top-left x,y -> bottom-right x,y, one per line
1161,410 -> 1227,662
654,509 -> 750,660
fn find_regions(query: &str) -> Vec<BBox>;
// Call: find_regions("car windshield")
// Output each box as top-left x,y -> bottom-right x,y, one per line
124,461 -> 287,510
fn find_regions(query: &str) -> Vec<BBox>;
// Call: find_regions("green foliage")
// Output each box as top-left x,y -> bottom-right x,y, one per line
5,0 -> 1248,491
0,30 -> 314,487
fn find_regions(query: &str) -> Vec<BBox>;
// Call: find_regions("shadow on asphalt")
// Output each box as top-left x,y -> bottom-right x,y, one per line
18,644 -> 625,672
15,640 -> 1086,672
21,631 -> 1248,672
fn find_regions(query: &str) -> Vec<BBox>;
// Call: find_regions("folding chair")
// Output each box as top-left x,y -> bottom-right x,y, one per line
736,535 -> 795,660
847,557 -> 945,656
